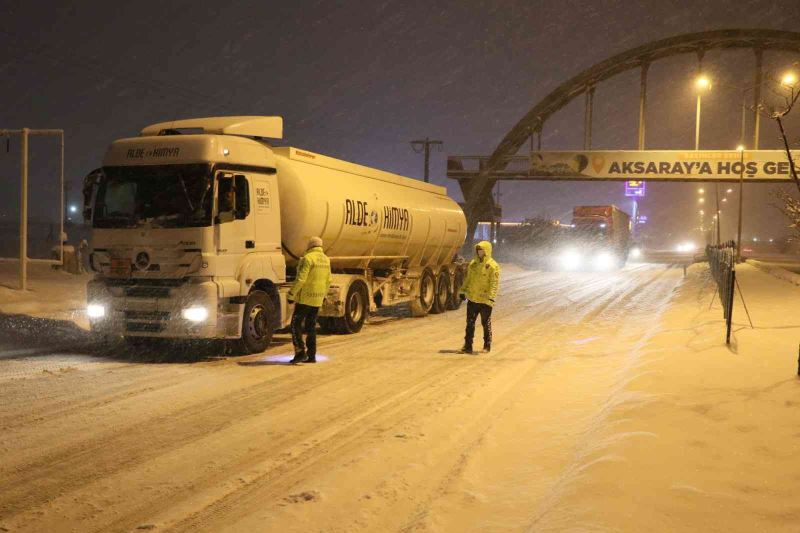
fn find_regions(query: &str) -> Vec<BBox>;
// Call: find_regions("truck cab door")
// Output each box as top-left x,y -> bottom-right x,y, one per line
215,172 -> 255,277
252,173 -> 281,251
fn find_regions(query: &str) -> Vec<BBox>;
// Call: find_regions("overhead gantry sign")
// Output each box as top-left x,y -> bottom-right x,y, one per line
447,150 -> 800,183
448,29 -> 800,238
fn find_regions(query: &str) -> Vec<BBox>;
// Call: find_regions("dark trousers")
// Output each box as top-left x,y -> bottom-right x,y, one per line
465,300 -> 493,348
291,303 -> 319,356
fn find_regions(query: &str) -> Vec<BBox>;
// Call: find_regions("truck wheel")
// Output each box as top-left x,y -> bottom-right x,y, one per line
336,282 -> 368,333
430,270 -> 450,314
410,269 -> 435,317
239,290 -> 275,353
447,267 -> 465,310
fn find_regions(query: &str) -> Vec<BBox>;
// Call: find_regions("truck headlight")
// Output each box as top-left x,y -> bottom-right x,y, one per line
594,252 -> 615,271
559,249 -> 582,270
181,306 -> 209,322
87,303 -> 106,319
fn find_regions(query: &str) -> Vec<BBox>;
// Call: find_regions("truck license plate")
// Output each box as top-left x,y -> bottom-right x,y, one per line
110,258 -> 131,277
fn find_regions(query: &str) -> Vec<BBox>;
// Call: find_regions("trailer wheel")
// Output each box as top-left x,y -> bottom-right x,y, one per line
333,282 -> 368,334
430,270 -> 450,314
410,269 -> 436,317
239,290 -> 275,353
447,267 -> 465,310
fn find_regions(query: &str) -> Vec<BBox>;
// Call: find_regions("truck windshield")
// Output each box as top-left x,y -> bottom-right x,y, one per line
94,164 -> 213,228
573,220 -> 609,239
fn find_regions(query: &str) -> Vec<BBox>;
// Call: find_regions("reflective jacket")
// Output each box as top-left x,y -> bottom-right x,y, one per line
459,240 -> 500,306
288,246 -> 332,307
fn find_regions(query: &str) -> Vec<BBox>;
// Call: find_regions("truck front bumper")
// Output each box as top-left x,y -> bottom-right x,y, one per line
87,278 -> 241,339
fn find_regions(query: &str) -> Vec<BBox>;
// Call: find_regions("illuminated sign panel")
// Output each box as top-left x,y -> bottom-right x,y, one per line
527,150 -> 800,182
625,180 -> 646,197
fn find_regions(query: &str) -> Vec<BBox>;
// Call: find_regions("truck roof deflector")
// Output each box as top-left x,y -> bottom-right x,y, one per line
139,116 -> 283,139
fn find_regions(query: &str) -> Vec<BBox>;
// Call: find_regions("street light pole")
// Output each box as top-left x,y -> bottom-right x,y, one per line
695,92 -> 702,151
19,128 -> 28,291
737,146 -> 745,262
694,77 -> 712,242
714,185 -> 721,245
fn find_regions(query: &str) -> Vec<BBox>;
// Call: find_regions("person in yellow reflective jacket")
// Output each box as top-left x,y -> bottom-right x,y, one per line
458,240 -> 500,354
288,237 -> 332,364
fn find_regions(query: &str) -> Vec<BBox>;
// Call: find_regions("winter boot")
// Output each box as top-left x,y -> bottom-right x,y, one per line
483,343 -> 491,353
289,352 -> 308,364
306,354 -> 317,363
458,345 -> 475,355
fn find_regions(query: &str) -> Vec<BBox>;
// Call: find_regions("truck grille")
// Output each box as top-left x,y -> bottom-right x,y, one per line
125,286 -> 171,298
124,310 -> 171,321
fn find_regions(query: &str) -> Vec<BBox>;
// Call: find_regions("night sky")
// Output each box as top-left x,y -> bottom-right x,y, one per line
2,0 -> 800,247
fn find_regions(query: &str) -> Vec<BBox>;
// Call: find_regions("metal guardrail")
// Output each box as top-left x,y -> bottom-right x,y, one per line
706,241 -> 737,344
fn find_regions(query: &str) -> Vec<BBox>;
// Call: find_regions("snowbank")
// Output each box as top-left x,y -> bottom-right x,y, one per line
0,261 -> 90,325
538,263 -> 800,532
747,258 -> 800,287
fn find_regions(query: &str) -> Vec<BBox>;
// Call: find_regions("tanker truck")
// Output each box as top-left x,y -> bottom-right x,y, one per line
82,116 -> 467,353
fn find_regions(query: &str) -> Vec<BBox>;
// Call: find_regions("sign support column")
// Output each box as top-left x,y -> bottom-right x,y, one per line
752,48 -> 763,150
638,62 -> 649,150
19,128 -> 29,290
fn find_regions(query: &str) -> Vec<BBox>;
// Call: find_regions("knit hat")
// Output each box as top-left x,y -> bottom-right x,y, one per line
308,236 -> 323,249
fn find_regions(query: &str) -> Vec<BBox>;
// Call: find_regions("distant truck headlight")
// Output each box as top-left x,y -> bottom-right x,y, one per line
559,249 -> 582,270
594,252 -> 615,271
87,303 -> 106,319
630,247 -> 642,259
181,306 -> 209,322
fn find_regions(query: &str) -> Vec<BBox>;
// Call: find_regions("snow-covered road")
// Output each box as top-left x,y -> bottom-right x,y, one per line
1,263 -> 799,532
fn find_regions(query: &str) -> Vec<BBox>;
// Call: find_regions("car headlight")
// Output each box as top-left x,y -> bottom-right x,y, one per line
181,306 -> 209,322
87,303 -> 106,319
559,249 -> 582,270
594,252 -> 615,270
630,247 -> 642,259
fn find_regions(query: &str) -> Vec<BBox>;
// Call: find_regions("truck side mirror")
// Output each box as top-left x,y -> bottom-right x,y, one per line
234,174 -> 250,220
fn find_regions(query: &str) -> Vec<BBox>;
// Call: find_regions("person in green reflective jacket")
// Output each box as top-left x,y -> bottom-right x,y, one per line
288,237 -> 332,364
458,240 -> 500,354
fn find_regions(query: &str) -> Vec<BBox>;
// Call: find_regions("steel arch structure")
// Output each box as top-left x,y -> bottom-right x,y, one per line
454,28 -> 800,241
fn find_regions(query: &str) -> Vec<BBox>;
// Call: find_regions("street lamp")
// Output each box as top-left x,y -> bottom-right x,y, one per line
782,72 -> 798,87
698,188 -> 705,194
695,75 -> 711,151
699,197 -> 705,204
696,75 -> 711,90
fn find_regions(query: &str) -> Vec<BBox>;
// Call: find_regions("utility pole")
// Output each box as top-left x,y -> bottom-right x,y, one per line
410,137 -> 443,183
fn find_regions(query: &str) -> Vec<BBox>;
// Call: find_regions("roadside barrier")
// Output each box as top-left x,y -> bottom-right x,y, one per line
706,241 -> 737,344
